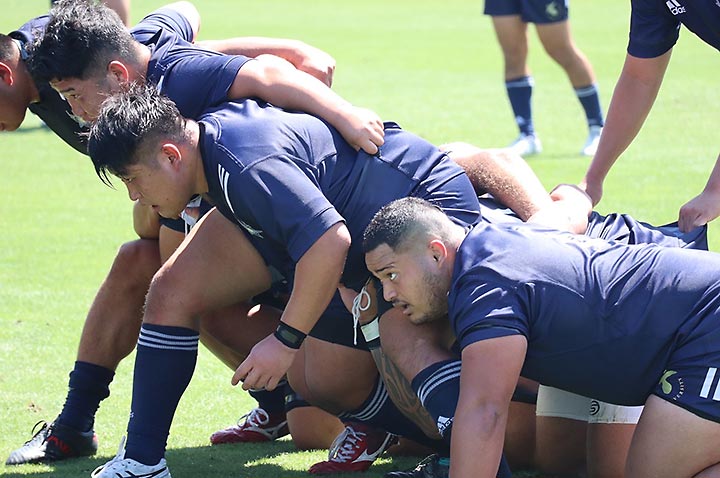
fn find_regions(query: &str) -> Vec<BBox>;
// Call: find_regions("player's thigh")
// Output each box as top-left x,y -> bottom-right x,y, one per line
627,395 -> 720,477
299,336 -> 377,413
148,208 -> 273,320
535,386 -> 588,473
491,15 -> 529,74
200,302 -> 281,369
586,401 -> 641,478
505,400 -> 536,470
535,20 -> 582,66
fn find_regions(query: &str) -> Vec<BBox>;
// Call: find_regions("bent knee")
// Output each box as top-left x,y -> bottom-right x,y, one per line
112,239 -> 161,283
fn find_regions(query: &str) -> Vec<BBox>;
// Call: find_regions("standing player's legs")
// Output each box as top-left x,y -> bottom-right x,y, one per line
534,19 -> 604,156
627,396 -> 720,477
94,209 -> 274,475
6,238 -> 160,465
489,15 -> 541,156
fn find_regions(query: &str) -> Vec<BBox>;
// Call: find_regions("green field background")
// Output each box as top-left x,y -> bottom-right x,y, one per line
1,1 -> 719,477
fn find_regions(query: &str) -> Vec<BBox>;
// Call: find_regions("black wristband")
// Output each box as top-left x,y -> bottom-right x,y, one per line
274,321 -> 307,349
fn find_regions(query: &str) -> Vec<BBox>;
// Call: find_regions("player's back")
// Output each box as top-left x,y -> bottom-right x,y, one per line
451,221 -> 720,405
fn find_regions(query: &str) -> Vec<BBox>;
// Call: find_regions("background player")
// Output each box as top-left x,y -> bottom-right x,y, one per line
484,0 -> 604,156
581,0 -> 720,233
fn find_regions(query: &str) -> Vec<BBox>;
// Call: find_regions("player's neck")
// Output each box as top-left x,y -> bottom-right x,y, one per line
135,43 -> 152,79
18,61 -> 40,104
186,120 -> 208,195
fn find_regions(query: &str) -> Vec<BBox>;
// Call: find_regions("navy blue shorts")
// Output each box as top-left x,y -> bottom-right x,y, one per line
654,309 -> 720,423
310,293 -> 369,349
484,0 -> 569,24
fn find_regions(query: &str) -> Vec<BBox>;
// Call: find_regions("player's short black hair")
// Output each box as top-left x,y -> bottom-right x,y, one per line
27,0 -> 135,83
0,34 -> 16,61
88,82 -> 187,186
363,197 -> 453,254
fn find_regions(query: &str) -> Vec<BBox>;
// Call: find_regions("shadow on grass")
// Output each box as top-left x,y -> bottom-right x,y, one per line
0,440 -> 547,478
0,440 -> 428,478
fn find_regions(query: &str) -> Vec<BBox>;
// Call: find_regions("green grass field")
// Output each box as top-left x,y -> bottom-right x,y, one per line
1,1 -> 719,477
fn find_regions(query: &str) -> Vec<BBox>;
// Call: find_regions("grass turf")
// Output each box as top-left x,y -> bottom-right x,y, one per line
1,0 -> 719,476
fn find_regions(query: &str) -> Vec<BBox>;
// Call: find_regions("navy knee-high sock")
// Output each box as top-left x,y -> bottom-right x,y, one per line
575,83 -> 604,127
124,324 -> 199,465
56,361 -> 114,432
411,359 -> 512,478
339,376 -> 446,451
506,76 -> 535,136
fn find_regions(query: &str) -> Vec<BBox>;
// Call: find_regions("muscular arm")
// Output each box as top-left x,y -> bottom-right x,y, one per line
233,222 -> 350,391
581,51 -> 672,204
103,0 -> 131,26
283,222 -> 350,334
443,142 -> 553,221
678,151 -> 720,232
195,37 -> 336,86
228,56 -> 384,154
451,335 -> 526,478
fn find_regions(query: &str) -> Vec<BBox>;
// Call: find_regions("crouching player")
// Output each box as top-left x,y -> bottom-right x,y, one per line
364,197 -> 720,478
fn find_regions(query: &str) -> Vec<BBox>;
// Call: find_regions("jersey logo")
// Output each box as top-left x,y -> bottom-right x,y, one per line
660,369 -> 685,401
665,0 -> 686,15
700,367 -> 720,401
217,164 -> 264,238
545,1 -> 561,19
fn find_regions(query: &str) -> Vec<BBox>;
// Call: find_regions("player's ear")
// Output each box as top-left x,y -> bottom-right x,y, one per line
161,143 -> 182,168
428,239 -> 448,267
0,62 -> 14,86
107,60 -> 130,85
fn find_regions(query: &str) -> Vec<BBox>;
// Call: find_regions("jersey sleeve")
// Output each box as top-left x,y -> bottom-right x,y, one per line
130,7 -> 194,43
220,154 -> 345,263
628,0 -> 679,58
159,53 -> 252,119
451,270 -> 528,351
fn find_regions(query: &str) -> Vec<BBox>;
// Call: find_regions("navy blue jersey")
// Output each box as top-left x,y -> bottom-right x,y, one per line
13,8 -> 196,155
199,99 -> 479,290
11,15 -> 87,153
133,12 -> 252,120
450,220 -> 720,406
629,0 -> 720,58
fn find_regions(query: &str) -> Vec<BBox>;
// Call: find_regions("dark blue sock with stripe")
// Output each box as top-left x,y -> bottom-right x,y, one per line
575,83 -> 604,127
505,76 -> 535,135
56,361 -> 114,432
125,323 -> 199,465
411,359 -> 512,478
339,376 -> 445,451
411,359 -> 461,439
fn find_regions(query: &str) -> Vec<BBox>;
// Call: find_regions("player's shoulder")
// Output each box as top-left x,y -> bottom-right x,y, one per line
10,15 -> 50,45
130,6 -> 194,44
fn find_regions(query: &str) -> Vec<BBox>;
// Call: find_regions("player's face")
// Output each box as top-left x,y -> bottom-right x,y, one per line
51,75 -> 117,122
0,68 -> 29,132
119,148 -> 192,219
366,243 -> 449,324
